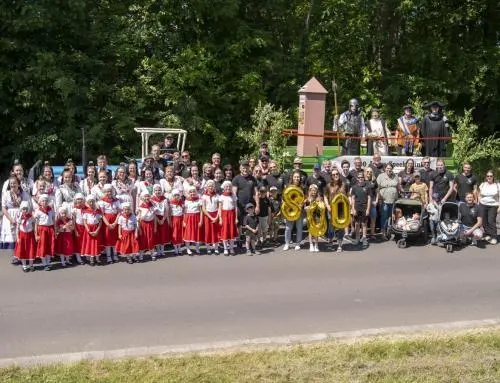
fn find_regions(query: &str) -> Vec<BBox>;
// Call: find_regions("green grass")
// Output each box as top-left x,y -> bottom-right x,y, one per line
2,329 -> 500,382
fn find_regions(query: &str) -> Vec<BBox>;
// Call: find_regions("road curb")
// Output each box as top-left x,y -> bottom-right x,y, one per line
2,318 -> 500,368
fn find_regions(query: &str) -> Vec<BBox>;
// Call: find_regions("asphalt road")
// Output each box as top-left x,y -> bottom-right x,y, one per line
1,240 -> 500,359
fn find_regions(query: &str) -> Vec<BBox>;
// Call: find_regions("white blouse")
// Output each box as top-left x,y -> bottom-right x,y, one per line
170,201 -> 183,217
152,197 -> 168,216
98,199 -> 121,214
219,194 -> 237,211
479,182 -> 500,206
117,214 -> 137,231
202,194 -> 219,213
83,210 -> 102,225
73,206 -> 85,225
184,199 -> 201,214
137,205 -> 156,222
16,213 -> 34,233
34,208 -> 55,226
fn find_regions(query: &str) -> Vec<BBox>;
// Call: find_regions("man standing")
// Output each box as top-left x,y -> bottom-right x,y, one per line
454,162 -> 478,202
421,101 -> 451,157
334,98 -> 365,155
419,156 -> 434,187
369,153 -> 384,178
232,160 -> 260,233
348,157 -> 364,185
429,159 -> 454,204
395,105 -> 420,156
160,134 -> 177,160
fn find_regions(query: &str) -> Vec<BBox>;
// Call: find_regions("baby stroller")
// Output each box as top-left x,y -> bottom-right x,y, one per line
386,199 -> 428,248
436,202 -> 462,253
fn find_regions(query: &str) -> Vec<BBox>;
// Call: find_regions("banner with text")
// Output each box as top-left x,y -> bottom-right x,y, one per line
331,156 -> 437,174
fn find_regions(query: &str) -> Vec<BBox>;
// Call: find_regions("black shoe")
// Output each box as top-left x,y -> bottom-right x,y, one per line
44,265 -> 51,271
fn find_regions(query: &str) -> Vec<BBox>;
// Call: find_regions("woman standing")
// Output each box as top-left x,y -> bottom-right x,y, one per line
112,165 -> 136,210
55,169 -> 82,215
79,163 -> 97,197
365,108 -> 390,155
376,163 -> 399,238
283,170 -> 305,251
223,165 -> 234,182
2,161 -> 33,195
324,169 -> 348,252
398,159 -> 416,196
364,167 -> 379,238
127,160 -> 139,184
159,165 -> 184,199
478,171 -> 499,245
183,165 -> 203,198
32,164 -> 57,209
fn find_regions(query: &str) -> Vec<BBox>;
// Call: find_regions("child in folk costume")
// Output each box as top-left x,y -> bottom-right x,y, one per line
169,189 -> 184,255
183,186 -> 203,255
90,170 -> 109,201
151,184 -> 170,260
98,184 -> 121,264
116,202 -> 139,264
72,193 -> 86,265
202,180 -> 220,255
218,181 -> 238,255
55,206 -> 74,267
34,194 -> 56,271
136,191 -> 157,261
81,195 -> 103,266
15,201 -> 36,272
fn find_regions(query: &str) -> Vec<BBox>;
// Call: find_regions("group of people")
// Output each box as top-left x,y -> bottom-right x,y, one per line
1,137 -> 499,272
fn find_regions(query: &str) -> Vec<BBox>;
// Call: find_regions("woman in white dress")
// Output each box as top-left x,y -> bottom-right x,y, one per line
365,108 -> 390,155
1,177 -> 30,262
135,167 -> 157,205
32,164 -> 57,209
55,169 -> 82,215
183,165 -> 203,198
2,162 -> 33,195
112,165 -> 136,211
159,165 -> 184,199
79,163 -> 97,196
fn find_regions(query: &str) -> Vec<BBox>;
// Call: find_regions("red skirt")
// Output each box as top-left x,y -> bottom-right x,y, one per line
203,211 -> 220,244
139,220 -> 155,251
220,209 -> 238,240
15,231 -> 36,260
171,216 -> 183,245
74,223 -> 85,254
56,231 -> 74,256
183,212 -> 202,242
36,225 -> 55,257
116,230 -> 139,255
155,215 -> 170,245
81,224 -> 102,256
102,213 -> 118,247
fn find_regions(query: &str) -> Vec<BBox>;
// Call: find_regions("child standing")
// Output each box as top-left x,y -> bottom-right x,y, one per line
82,195 -> 103,266
98,184 -> 121,264
409,173 -> 429,205
137,191 -> 157,261
169,189 -> 184,255
304,184 -> 323,252
257,186 -> 271,246
55,206 -> 74,267
72,193 -> 86,265
183,186 -> 203,255
15,201 -> 36,272
350,173 -> 371,248
116,202 -> 139,264
151,184 -> 170,260
202,180 -> 220,255
34,194 -> 56,271
218,181 -> 238,255
243,203 -> 259,255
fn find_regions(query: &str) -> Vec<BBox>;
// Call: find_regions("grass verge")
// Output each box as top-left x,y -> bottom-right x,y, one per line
2,329 -> 500,382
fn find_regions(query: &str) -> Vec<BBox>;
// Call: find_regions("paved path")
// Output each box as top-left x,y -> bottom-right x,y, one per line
1,241 -> 500,359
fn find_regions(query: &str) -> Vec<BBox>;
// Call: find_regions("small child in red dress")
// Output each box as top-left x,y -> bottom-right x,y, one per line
202,180 -> 220,255
98,184 -> 121,264
151,184 -> 170,260
218,181 -> 238,255
72,193 -> 86,265
116,202 -> 139,264
82,194 -> 103,266
15,201 -> 36,272
183,186 -> 203,255
55,206 -> 74,267
169,189 -> 184,255
136,191 -> 157,262
34,194 -> 56,271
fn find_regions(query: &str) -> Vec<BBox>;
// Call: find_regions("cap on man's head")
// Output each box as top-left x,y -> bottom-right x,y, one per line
293,157 -> 302,164
313,163 -> 321,170
424,100 -> 444,109
245,203 -> 254,210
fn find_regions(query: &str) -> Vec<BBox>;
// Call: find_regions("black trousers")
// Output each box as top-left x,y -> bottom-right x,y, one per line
480,204 -> 499,238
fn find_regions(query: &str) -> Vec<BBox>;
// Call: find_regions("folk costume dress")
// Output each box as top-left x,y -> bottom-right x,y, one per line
160,177 -> 184,199
137,201 -> 156,251
202,191 -> 220,244
112,179 -> 136,208
34,206 -> 56,257
55,217 -> 74,256
116,213 -> 139,255
219,192 -> 238,241
151,195 -> 170,246
98,196 -> 121,248
183,197 -> 203,242
90,182 -> 107,201
15,211 -> 36,260
32,179 -> 57,209
1,189 -> 29,249
55,183 -> 82,216
81,208 -> 103,257
169,199 -> 184,245
73,204 -> 86,255
135,180 -> 155,202
79,177 -> 96,197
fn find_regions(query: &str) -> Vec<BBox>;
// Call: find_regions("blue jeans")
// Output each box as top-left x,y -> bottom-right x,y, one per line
285,216 -> 304,244
380,203 -> 393,231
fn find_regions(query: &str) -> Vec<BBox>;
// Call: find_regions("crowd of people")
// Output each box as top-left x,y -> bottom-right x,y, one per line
1,135 -> 499,272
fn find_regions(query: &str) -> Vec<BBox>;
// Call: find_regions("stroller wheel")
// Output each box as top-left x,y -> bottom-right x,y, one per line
446,244 -> 453,253
397,239 -> 407,249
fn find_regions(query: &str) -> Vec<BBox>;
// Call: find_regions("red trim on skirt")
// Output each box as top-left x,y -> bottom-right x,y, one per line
56,231 -> 74,256
183,212 -> 202,242
203,211 -> 220,244
102,213 -> 118,247
15,231 -> 36,260
36,225 -> 55,257
116,230 -> 139,255
155,215 -> 170,245
73,223 -> 85,254
139,220 -> 155,251
81,224 -> 102,256
220,209 -> 238,240
171,216 -> 183,245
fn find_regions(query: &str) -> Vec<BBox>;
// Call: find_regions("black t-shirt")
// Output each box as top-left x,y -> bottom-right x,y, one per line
232,174 -> 257,206
258,197 -> 271,217
265,173 -> 285,194
243,214 -> 259,235
269,196 -> 281,214
320,171 -> 332,185
306,174 -> 327,195
430,170 -> 453,201
369,163 -> 384,178
459,203 -> 480,227
350,182 -> 369,210
255,177 -> 269,189
348,168 -> 364,184
455,173 -> 477,202
398,170 -> 415,192
419,168 -> 434,187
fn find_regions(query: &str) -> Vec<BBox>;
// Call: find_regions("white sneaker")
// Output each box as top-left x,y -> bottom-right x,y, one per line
490,238 -> 498,245
336,246 -> 343,253
294,245 -> 301,250
484,235 -> 492,241
223,249 -> 229,255
314,244 -> 319,252
186,248 -> 193,255
309,245 -> 314,252
283,244 -> 290,251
